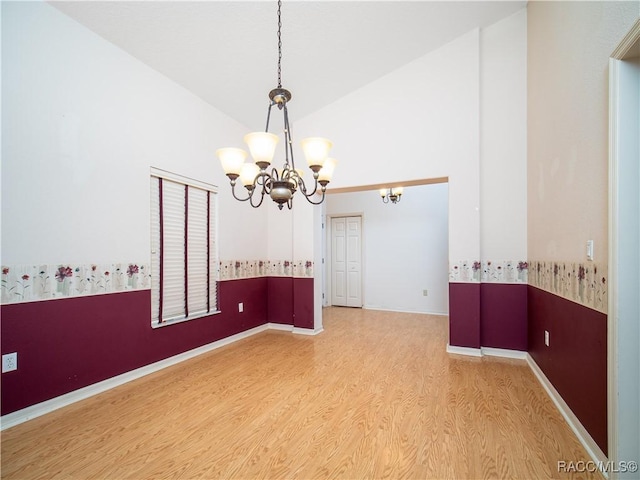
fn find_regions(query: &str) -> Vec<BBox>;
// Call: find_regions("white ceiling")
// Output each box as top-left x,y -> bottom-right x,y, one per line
50,0 -> 527,129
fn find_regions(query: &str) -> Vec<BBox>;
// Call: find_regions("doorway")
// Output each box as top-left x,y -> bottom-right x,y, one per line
330,216 -> 363,307
322,182 -> 449,314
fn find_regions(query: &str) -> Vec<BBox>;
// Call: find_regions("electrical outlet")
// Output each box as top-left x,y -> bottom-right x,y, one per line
2,352 -> 18,373
238,302 -> 244,313
544,330 -> 550,347
422,289 -> 428,296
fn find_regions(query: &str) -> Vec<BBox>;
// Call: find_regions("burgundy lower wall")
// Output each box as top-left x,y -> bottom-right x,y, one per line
0,277 -> 268,416
267,277 -> 293,325
266,277 -> 314,329
450,282 -> 528,351
293,278 -> 314,329
481,283 -> 527,350
449,283 -> 481,348
528,285 -> 607,455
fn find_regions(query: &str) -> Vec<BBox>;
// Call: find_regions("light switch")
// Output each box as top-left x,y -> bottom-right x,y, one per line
587,240 -> 594,261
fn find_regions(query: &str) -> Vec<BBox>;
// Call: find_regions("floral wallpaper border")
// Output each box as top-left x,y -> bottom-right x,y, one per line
3,259 -> 605,312
1,259 -> 315,305
449,260 -> 529,283
528,260 -> 607,314
1,263 -> 150,305
218,260 -> 314,281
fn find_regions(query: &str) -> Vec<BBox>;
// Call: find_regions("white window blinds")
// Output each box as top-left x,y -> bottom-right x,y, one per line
151,172 -> 218,327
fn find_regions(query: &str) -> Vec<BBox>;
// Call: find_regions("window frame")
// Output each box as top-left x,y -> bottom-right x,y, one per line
150,167 -> 220,328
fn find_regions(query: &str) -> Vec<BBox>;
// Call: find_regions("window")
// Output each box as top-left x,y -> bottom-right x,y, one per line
150,168 -> 219,327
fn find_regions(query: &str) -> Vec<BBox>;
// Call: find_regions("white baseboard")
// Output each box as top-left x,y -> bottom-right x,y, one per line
446,344 -> 527,360
446,343 -> 482,357
292,327 -> 324,336
1,323 -> 284,431
526,354 -> 608,473
481,346 -> 528,359
265,324 -> 323,335
266,323 -> 294,332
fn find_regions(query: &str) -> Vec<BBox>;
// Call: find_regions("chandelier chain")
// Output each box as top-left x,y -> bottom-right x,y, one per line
277,0 -> 283,88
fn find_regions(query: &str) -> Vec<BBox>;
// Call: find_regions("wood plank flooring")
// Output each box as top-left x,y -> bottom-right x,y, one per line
1,307 -> 602,479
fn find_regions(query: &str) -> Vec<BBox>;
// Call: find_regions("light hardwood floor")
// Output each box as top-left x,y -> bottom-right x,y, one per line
1,307 -> 601,479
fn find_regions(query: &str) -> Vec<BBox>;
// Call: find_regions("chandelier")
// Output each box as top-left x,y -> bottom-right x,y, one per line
216,0 -> 336,210
379,187 -> 403,204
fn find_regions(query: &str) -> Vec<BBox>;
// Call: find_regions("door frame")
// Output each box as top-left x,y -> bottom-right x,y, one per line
608,18 -> 640,476
324,213 -> 364,308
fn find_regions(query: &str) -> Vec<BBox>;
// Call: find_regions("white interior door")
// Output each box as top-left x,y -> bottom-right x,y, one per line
331,216 -> 362,307
345,216 -> 362,307
331,217 -> 347,306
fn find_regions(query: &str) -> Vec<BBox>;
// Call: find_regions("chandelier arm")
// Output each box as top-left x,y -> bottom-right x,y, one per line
256,173 -> 273,203
297,175 -> 326,200
230,171 -> 271,204
298,175 -> 320,197
296,175 -> 307,193
257,170 -> 271,184
250,173 -> 269,208
230,183 -> 253,202
269,166 -> 280,183
303,188 -> 327,205
248,189 -> 267,208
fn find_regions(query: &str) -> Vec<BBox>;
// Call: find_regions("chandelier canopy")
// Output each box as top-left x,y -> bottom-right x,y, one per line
380,187 -> 404,204
216,0 -> 336,210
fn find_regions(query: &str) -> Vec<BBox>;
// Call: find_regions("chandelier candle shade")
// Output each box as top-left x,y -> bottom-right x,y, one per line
380,187 -> 403,204
216,0 -> 336,210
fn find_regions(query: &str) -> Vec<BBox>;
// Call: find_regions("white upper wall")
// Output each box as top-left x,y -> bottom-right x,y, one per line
297,12 -> 529,267
480,9 -> 527,261
528,1 -> 639,263
1,1 -> 265,265
266,203 -> 293,260
294,29 -> 479,188
296,30 -> 482,263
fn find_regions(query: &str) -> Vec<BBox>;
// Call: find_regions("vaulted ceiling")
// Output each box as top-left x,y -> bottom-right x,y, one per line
51,1 -> 527,128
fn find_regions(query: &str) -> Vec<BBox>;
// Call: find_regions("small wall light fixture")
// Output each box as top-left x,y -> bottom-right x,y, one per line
380,187 -> 403,204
